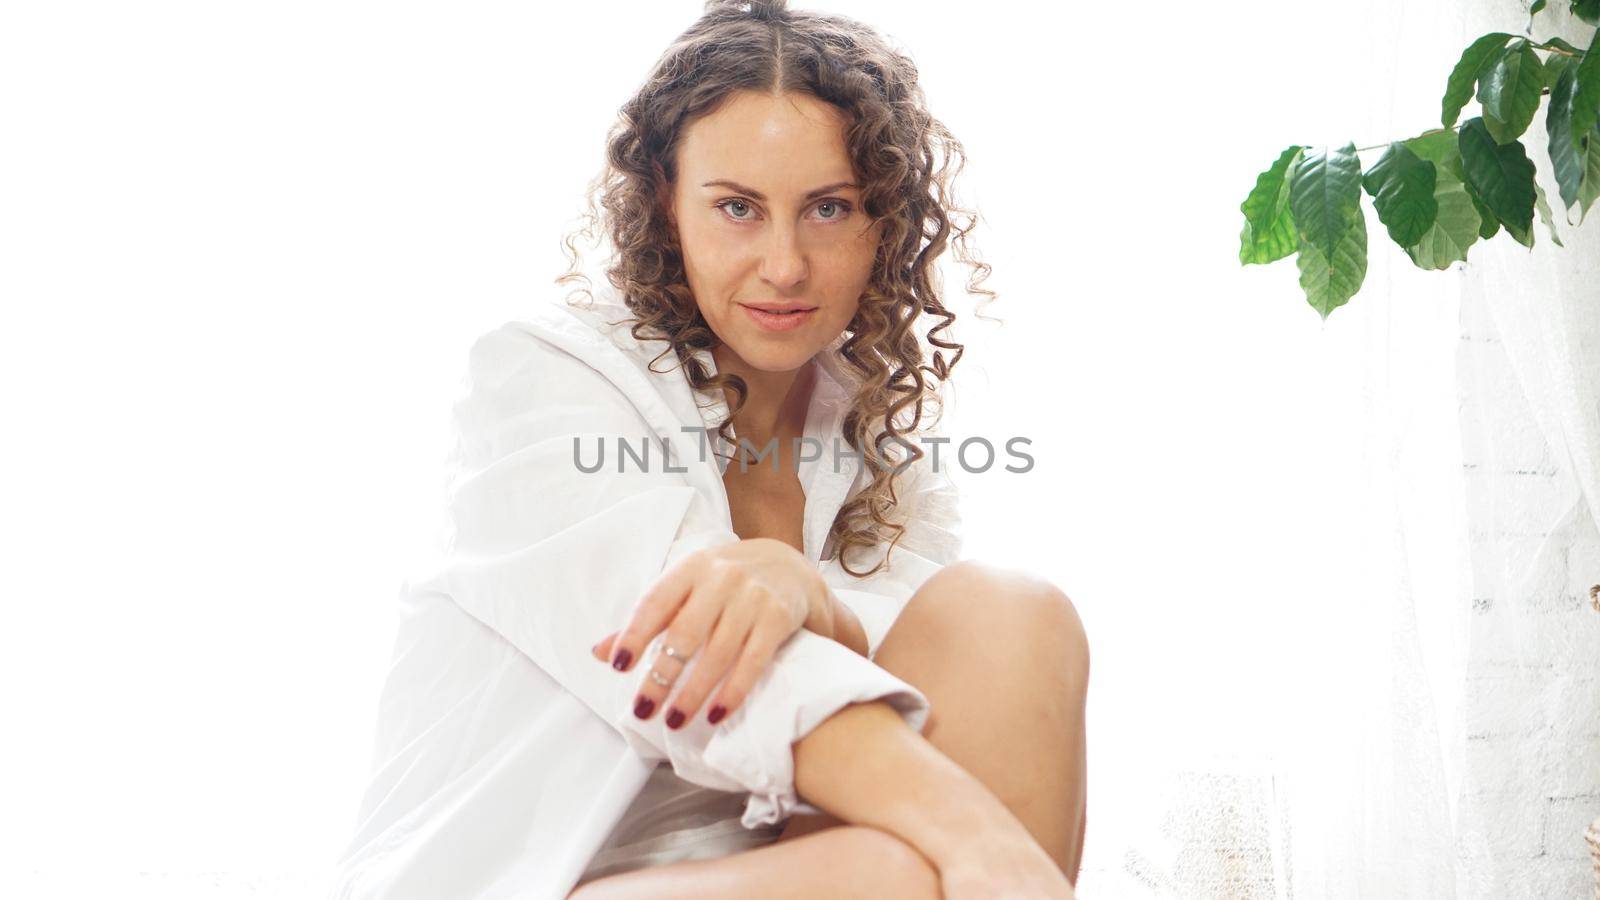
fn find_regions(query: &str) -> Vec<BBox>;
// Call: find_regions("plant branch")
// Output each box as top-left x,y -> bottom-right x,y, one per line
1528,38 -> 1584,58
1331,40 -> 1582,153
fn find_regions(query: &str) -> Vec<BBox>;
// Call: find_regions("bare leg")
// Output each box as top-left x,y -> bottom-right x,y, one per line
568,560 -> 1090,897
566,824 -> 940,899
780,561 -> 1091,880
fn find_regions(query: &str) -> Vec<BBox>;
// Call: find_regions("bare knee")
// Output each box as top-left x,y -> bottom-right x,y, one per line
906,559 -> 1090,682
1022,573 -> 1090,684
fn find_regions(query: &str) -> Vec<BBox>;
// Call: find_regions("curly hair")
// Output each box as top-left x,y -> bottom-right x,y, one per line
555,0 -> 997,577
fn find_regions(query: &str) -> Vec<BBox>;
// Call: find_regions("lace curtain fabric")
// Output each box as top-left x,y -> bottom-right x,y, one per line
1072,1 -> 1599,896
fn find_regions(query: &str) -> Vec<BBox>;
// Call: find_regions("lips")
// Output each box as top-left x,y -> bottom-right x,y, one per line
740,304 -> 817,332
741,303 -> 817,312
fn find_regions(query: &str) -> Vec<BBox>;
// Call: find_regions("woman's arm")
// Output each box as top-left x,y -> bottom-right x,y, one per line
790,699 -> 1031,867
436,320 -> 936,828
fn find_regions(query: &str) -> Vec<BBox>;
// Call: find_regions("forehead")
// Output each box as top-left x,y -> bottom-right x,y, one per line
677,91 -> 855,182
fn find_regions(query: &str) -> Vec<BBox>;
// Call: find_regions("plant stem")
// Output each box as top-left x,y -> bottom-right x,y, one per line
1311,39 -> 1581,154
1527,39 -> 1583,58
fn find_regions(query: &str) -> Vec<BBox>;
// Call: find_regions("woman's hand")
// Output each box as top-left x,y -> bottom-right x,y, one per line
589,537 -> 834,729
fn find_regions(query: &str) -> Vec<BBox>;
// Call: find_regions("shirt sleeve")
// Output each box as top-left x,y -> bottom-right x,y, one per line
412,321 -> 933,829
820,449 -> 966,661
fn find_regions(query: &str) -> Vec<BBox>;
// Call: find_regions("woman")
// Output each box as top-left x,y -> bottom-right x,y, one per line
328,2 -> 1089,898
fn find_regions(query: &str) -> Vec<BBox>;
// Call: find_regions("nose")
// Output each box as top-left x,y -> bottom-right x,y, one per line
758,221 -> 807,291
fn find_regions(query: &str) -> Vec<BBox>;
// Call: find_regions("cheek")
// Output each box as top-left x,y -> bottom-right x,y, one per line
679,221 -> 745,281
839,225 -> 882,277
816,236 -> 879,298
829,300 -> 861,334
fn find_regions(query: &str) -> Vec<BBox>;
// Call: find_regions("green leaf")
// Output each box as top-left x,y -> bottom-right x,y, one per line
1477,39 -> 1546,143
1459,117 -> 1537,240
1287,143 -> 1368,320
1405,129 -> 1498,238
1405,129 -> 1466,178
1533,180 -> 1564,246
1531,0 -> 1547,15
1574,0 -> 1600,26
1361,142 -> 1439,246
1580,124 -> 1600,223
1403,166 -> 1483,270
1543,52 -> 1574,91
1549,63 -> 1586,211
1295,204 -> 1368,320
1571,28 -> 1600,152
1543,37 -> 1584,55
1442,33 -> 1514,128
1482,109 -> 1512,145
1289,143 -> 1364,260
1468,184 -> 1503,239
1239,145 -> 1304,265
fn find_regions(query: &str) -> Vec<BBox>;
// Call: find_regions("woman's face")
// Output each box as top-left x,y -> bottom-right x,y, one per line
668,90 -> 882,374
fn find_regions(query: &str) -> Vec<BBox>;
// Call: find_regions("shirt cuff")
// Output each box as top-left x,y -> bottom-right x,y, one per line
692,628 -> 932,829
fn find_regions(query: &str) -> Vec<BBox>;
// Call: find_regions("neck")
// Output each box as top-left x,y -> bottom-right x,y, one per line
712,345 -> 817,447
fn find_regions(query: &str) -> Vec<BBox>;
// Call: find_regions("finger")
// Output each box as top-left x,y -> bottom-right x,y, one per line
660,601 -> 758,730
629,577 -> 728,722
608,553 -> 708,673
592,632 -> 617,662
705,613 -> 792,726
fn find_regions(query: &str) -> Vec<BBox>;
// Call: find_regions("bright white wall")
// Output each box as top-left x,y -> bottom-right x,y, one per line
0,0 -> 1490,895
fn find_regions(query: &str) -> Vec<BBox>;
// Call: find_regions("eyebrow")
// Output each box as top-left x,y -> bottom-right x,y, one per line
699,179 -> 859,202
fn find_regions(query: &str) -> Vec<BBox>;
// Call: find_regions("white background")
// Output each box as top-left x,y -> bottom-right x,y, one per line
1,0 -> 1528,895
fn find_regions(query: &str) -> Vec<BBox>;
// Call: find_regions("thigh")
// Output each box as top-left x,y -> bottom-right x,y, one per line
568,824 -> 939,899
876,560 -> 1090,876
778,560 -> 1090,876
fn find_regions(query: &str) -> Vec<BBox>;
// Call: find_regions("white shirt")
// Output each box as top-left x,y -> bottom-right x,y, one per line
327,286 -> 965,900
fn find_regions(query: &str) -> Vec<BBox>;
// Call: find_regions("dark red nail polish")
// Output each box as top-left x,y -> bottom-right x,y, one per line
708,704 -> 726,724
634,696 -> 654,719
613,648 -> 632,671
666,708 -> 685,729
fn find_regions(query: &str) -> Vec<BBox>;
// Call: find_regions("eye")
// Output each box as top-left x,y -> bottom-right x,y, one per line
712,198 -> 856,224
714,198 -> 757,221
814,200 -> 853,221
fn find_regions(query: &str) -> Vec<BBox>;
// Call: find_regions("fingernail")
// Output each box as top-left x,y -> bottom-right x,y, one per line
708,704 -> 726,725
613,648 -> 632,672
634,696 -> 655,719
666,708 -> 685,729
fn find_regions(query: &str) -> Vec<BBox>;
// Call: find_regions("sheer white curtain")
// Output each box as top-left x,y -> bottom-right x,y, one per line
1451,5 -> 1600,897
970,0 -> 1598,897
1454,211 -> 1600,896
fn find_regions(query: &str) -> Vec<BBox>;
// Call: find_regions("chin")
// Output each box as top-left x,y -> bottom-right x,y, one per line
724,339 -> 815,374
